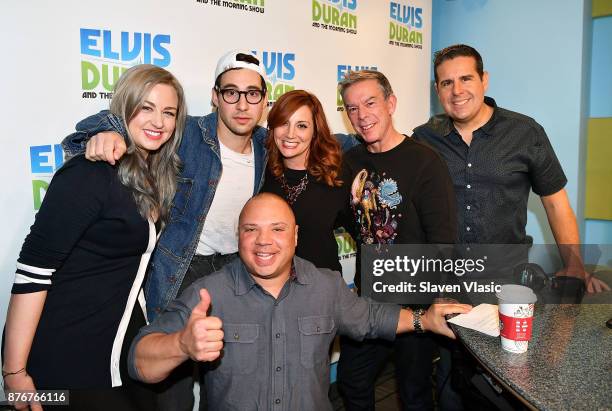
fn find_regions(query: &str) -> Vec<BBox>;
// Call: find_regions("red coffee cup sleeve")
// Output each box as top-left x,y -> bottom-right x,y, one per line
499,312 -> 533,341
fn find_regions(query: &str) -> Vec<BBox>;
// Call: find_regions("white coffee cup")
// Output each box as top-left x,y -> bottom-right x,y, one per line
495,284 -> 537,353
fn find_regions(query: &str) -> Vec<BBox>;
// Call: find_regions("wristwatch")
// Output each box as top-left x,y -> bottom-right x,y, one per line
412,308 -> 426,333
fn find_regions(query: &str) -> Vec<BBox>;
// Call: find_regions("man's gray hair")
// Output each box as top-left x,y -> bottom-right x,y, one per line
338,70 -> 394,101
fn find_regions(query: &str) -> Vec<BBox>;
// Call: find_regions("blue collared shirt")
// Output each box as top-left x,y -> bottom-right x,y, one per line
413,97 -> 567,244
128,256 -> 400,410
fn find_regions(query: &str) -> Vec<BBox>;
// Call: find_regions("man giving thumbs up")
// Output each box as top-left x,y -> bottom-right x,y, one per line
130,288 -> 223,384
127,193 -> 470,410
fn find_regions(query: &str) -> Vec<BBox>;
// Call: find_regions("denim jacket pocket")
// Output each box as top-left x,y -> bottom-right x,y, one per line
169,177 -> 194,221
298,315 -> 335,368
220,323 -> 260,375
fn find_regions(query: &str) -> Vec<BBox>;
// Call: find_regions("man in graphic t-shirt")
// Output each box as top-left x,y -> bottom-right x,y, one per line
336,69 -> 457,411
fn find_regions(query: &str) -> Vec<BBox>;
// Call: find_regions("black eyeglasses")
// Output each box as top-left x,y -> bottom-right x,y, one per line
216,87 -> 265,104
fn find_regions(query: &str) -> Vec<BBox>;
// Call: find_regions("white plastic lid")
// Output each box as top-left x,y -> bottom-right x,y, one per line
495,284 -> 537,303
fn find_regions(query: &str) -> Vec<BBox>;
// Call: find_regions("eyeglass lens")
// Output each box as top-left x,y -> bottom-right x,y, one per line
220,89 -> 264,104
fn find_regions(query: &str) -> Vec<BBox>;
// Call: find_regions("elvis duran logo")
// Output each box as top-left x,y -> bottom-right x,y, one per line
335,227 -> 357,287
80,28 -> 171,100
252,50 -> 296,104
312,0 -> 358,35
336,64 -> 377,111
30,144 -> 64,210
388,2 -> 423,49
196,0 -> 264,14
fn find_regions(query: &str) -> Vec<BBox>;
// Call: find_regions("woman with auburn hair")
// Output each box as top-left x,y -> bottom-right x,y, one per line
263,89 -> 349,272
3,64 -> 186,410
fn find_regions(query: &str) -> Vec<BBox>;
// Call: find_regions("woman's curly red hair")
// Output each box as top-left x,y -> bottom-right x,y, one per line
266,90 -> 343,187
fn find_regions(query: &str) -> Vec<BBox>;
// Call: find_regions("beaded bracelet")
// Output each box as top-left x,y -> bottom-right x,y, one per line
2,367 -> 25,378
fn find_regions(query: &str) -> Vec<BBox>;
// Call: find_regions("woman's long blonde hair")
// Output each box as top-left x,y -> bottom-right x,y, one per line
110,64 -> 186,227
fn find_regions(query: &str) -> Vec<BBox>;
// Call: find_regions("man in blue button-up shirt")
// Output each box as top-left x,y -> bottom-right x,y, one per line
413,44 -> 608,293
127,193 -> 471,411
412,43 -> 609,411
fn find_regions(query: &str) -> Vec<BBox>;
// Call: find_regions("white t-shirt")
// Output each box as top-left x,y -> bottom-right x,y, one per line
196,140 -> 255,255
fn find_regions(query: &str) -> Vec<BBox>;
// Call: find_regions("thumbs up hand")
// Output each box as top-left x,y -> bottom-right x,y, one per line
178,289 -> 224,362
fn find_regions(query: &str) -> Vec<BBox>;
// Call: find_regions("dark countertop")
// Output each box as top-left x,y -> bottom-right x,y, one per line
452,286 -> 612,410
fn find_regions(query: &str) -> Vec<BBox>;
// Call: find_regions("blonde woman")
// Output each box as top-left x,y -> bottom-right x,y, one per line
3,64 -> 186,410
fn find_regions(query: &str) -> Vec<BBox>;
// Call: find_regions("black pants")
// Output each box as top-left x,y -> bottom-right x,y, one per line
3,294 -> 157,411
337,333 -> 436,411
434,337 -> 464,411
155,252 -> 237,411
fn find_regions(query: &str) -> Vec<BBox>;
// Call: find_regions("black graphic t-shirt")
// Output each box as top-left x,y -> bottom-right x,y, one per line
344,136 -> 457,288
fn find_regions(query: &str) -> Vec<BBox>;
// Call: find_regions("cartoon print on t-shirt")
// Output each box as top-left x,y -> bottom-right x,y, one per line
350,169 -> 402,244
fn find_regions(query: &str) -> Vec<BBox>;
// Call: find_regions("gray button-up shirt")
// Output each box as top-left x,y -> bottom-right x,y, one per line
128,256 -> 400,410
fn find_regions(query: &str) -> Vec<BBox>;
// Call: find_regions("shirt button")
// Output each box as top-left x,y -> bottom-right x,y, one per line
466,226 -> 471,231
275,333 -> 281,339
275,399 -> 281,404
467,163 -> 472,167
276,366 -> 282,372
466,184 -> 471,189
466,205 -> 471,210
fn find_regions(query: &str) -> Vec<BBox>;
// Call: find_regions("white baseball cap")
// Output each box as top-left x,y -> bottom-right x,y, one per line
214,50 -> 267,85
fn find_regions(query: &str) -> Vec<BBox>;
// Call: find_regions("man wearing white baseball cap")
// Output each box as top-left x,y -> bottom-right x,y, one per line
62,49 -> 270,411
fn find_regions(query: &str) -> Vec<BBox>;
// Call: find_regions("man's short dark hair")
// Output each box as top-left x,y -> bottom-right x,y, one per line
235,52 -> 260,66
433,44 -> 484,84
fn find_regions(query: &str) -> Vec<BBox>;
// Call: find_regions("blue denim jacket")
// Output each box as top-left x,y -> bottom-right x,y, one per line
63,111 -> 269,320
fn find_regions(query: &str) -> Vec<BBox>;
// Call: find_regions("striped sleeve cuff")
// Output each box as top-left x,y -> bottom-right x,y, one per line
12,262 -> 54,294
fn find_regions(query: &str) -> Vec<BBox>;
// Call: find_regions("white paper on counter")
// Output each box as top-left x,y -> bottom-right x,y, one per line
447,303 -> 500,337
